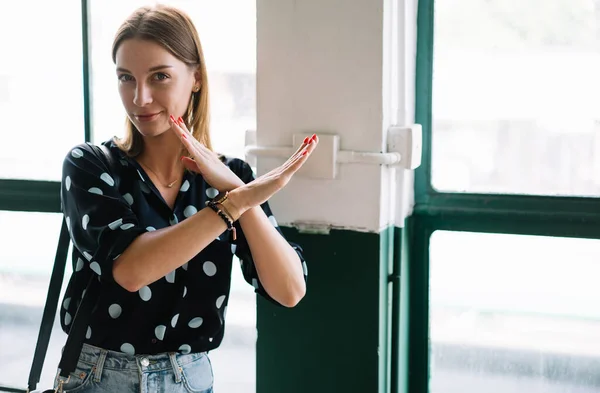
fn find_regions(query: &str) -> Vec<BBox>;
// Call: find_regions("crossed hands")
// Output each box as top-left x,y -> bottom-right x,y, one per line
168,115 -> 318,217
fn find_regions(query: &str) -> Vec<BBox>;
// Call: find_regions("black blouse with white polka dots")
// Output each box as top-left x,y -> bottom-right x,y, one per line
59,140 -> 307,356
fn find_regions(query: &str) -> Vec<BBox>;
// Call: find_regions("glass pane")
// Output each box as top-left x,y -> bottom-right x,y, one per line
89,5 -> 257,389
0,1 -> 83,181
0,211 -> 70,389
432,0 -> 600,196
90,0 -> 256,159
429,231 -> 600,393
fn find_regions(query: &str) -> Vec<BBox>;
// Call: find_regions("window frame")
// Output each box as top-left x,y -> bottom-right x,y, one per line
404,0 -> 600,392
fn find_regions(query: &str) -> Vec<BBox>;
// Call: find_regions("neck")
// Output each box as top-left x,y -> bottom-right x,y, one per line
137,132 -> 184,180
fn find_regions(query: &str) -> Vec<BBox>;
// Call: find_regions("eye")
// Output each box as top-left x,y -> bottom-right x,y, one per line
118,74 -> 134,82
153,72 -> 170,81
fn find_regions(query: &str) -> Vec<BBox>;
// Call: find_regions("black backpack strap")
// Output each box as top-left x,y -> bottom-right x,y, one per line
56,275 -> 100,379
27,218 -> 71,392
27,142 -> 120,391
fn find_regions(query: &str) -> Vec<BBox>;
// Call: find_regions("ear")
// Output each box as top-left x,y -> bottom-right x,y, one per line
194,67 -> 202,88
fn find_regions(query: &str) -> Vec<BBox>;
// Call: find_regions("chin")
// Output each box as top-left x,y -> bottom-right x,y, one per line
135,123 -> 171,138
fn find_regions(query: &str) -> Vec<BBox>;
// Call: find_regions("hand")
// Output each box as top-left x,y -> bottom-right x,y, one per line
169,115 -> 245,192
230,134 -> 319,213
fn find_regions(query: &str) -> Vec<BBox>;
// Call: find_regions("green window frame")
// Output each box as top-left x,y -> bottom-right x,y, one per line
403,1 -> 600,392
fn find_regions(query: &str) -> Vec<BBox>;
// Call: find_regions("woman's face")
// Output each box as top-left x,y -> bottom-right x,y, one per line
115,38 -> 198,137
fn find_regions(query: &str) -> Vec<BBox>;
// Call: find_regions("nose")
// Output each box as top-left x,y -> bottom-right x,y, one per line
133,83 -> 152,107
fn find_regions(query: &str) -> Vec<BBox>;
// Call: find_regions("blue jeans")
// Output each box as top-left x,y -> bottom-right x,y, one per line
53,343 -> 214,393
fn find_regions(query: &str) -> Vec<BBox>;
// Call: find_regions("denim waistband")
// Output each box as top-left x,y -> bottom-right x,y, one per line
77,343 -> 207,372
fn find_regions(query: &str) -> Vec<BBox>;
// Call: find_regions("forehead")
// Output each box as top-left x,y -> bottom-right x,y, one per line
115,38 -> 183,70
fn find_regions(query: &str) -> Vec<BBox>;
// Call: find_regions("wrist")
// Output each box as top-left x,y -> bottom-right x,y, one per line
222,188 -> 248,220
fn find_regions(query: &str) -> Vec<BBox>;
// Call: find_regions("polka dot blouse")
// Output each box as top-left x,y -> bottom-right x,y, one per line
59,140 -> 307,356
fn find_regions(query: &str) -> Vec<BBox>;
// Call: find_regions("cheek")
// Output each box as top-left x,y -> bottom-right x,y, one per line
118,85 -> 134,105
160,85 -> 190,111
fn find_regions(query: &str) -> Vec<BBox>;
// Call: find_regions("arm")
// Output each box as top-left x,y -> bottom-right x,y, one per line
113,207 -> 230,292
236,206 -> 305,307
65,132 -> 315,296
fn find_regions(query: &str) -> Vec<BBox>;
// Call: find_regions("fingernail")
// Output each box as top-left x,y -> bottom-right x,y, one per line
170,115 -> 175,121
178,117 -> 183,123
302,151 -> 308,156
303,137 -> 309,144
311,134 -> 317,140
181,132 -> 187,139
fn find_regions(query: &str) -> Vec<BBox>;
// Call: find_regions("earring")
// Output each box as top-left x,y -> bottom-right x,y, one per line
193,86 -> 200,92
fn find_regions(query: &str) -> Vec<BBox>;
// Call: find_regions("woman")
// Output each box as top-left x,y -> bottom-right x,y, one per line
56,4 -> 317,392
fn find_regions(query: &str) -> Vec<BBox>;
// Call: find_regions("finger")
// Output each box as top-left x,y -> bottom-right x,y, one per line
286,147 -> 313,173
295,134 -> 316,155
177,117 -> 194,136
282,134 -> 316,167
280,137 -> 318,173
169,115 -> 189,142
175,117 -> 217,160
170,116 -> 208,160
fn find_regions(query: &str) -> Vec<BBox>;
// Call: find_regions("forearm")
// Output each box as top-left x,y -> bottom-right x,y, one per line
238,207 -> 306,307
113,207 -> 228,292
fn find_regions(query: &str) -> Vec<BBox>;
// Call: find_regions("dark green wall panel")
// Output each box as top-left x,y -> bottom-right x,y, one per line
257,227 -> 393,393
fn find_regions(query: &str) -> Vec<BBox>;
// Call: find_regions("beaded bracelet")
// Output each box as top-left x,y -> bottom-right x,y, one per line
206,200 -> 237,241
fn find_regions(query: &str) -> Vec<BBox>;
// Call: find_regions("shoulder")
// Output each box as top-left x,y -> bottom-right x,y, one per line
64,139 -> 121,162
63,142 -> 102,166
62,139 -> 121,175
220,155 -> 255,182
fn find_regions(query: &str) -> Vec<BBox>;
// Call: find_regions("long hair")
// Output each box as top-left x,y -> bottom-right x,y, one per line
111,4 -> 212,156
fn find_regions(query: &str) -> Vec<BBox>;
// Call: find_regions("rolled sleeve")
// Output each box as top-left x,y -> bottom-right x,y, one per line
61,143 -> 145,282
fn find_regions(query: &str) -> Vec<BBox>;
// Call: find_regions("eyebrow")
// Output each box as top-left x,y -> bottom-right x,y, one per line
116,65 -> 174,73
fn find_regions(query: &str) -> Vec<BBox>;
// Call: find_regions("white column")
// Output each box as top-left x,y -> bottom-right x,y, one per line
256,0 -> 418,232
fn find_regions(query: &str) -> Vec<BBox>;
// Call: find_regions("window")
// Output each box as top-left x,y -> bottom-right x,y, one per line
429,231 -> 600,393
0,0 -> 83,181
409,1 -> 600,393
431,0 -> 600,196
0,211 -> 70,388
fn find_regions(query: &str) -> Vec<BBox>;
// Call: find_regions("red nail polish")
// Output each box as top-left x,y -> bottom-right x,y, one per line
311,134 -> 317,140
178,117 -> 183,123
181,132 -> 187,139
302,151 -> 308,156
169,115 -> 175,121
303,137 -> 309,144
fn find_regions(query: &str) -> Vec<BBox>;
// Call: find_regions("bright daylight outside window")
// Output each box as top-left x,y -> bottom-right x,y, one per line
90,1 -> 258,392
0,0 -> 83,180
432,0 -> 600,196
429,231 -> 600,393
0,211 -> 72,388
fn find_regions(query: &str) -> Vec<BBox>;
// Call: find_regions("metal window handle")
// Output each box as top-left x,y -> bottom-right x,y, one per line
244,125 -> 421,179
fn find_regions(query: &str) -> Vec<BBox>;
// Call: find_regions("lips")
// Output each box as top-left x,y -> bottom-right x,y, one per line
135,112 -> 161,122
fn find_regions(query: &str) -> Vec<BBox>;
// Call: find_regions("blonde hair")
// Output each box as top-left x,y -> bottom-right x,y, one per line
111,4 -> 212,156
